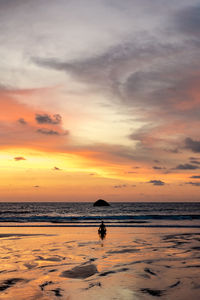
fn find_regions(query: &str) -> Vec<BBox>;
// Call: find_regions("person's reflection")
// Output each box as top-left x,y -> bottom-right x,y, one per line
98,221 -> 107,242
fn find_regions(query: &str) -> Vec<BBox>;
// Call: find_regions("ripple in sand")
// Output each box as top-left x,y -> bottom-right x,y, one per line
61,264 -> 98,279
51,288 -> 63,297
24,262 -> 38,269
99,268 -> 129,277
169,280 -> 181,288
107,248 -> 139,254
141,288 -> 164,297
85,282 -> 102,290
39,281 -> 53,291
0,278 -> 27,291
144,267 -> 157,276
36,255 -> 65,262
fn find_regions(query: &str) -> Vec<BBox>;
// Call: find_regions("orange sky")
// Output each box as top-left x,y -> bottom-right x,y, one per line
0,0 -> 200,201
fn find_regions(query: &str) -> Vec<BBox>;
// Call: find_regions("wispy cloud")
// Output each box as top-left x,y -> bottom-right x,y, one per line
37,128 -> 60,135
14,156 -> 26,161
18,118 -> 27,125
148,180 -> 165,186
35,113 -> 61,125
175,163 -> 199,170
113,184 -> 127,188
153,166 -> 166,170
186,182 -> 200,187
53,166 -> 62,171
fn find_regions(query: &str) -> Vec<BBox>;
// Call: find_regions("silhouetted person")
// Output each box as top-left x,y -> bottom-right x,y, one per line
98,221 -> 106,240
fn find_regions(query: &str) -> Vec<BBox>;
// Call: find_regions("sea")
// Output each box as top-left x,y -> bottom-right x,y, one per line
0,202 -> 200,228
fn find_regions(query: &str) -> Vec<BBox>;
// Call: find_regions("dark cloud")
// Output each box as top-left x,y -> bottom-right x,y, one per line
35,113 -> 61,125
33,185 -> 40,188
186,182 -> 200,187
175,5 -> 200,36
37,128 -> 60,135
154,160 -> 160,163
148,180 -> 165,186
18,118 -> 27,125
53,166 -> 61,171
190,160 -> 200,165
14,156 -> 26,161
113,184 -> 127,188
32,40 -> 183,105
185,137 -> 200,153
190,175 -> 200,179
175,163 -> 199,170
153,166 -> 165,170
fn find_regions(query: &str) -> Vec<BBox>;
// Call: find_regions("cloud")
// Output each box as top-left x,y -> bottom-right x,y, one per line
35,113 -> 61,125
189,157 -> 200,160
186,182 -> 200,187
33,185 -> 40,188
174,5 -> 200,36
113,184 -> 127,188
153,166 -> 165,170
14,156 -> 26,161
18,118 -> 27,125
190,160 -> 200,165
175,163 -> 199,170
37,128 -> 60,135
53,166 -> 61,171
0,89 -> 72,153
185,137 -> 200,153
148,180 -> 165,186
33,40 -> 183,107
190,175 -> 200,179
31,5 -> 200,158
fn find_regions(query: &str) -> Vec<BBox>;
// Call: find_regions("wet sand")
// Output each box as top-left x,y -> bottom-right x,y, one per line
0,227 -> 200,299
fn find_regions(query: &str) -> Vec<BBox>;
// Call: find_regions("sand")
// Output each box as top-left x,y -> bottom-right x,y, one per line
0,227 -> 200,299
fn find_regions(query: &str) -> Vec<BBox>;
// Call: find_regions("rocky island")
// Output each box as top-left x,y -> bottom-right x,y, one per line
93,199 -> 110,207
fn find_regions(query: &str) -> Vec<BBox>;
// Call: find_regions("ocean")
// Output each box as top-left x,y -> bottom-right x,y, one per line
0,202 -> 200,228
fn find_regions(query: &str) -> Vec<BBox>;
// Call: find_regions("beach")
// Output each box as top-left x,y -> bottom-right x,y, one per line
0,226 -> 200,299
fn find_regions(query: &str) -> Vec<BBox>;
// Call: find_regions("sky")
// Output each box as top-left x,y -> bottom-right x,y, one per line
0,0 -> 200,202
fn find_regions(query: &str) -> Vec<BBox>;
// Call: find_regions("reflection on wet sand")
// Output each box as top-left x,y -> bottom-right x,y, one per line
98,221 -> 107,245
0,227 -> 200,299
98,221 -> 107,247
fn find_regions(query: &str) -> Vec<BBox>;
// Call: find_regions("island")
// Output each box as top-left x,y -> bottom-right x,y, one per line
93,199 -> 110,207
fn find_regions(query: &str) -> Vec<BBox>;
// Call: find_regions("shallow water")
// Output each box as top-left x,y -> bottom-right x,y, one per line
0,202 -> 200,228
0,227 -> 200,299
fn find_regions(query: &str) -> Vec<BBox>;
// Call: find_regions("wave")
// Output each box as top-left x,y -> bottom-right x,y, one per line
0,224 -> 200,228
0,214 -> 200,223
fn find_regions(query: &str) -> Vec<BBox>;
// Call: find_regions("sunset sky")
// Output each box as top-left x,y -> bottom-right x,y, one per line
1,0 -> 200,202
